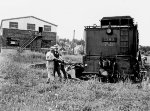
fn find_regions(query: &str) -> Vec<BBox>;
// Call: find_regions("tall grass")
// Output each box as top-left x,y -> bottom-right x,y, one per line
13,51 -> 46,64
1,79 -> 150,111
0,50 -> 150,111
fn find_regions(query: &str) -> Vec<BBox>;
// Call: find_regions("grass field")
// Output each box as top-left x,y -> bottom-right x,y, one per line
0,49 -> 150,111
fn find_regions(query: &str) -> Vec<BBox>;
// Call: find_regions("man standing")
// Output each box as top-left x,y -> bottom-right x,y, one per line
53,45 -> 68,80
53,45 -> 62,81
46,47 -> 56,83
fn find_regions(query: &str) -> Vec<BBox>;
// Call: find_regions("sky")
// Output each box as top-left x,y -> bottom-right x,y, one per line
0,0 -> 149,46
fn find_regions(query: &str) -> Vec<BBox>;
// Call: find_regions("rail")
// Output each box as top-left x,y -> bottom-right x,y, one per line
18,35 -> 40,52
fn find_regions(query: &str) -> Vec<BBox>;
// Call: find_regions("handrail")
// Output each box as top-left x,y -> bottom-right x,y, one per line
19,35 -> 39,52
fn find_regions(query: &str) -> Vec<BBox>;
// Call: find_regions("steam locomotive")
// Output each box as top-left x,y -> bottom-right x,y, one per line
77,16 -> 143,83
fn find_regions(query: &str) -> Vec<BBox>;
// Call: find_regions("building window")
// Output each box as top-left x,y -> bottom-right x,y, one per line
27,23 -> 35,30
9,22 -> 18,29
44,25 -> 51,32
7,37 -> 19,46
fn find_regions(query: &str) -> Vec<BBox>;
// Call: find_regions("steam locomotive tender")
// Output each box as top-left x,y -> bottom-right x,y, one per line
82,16 -> 140,82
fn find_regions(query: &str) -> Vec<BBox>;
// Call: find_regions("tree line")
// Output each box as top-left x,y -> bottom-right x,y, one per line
57,38 -> 85,55
139,45 -> 150,55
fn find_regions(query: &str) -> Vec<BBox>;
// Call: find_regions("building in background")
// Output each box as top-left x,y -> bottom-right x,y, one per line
0,16 -> 57,51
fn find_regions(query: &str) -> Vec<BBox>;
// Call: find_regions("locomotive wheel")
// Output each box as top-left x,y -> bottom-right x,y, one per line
131,74 -> 142,83
130,57 -> 140,83
99,75 -> 109,83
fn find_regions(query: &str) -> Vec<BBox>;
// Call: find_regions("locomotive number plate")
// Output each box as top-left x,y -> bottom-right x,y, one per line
104,42 -> 116,46
102,37 -> 117,42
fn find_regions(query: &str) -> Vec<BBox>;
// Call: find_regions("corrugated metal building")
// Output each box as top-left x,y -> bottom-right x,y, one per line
0,16 -> 58,51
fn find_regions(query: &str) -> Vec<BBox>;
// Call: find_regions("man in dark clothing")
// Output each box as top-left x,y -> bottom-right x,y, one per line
53,47 -> 62,80
53,46 -> 68,80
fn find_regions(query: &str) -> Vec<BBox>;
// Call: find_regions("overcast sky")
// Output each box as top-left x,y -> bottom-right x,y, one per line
0,0 -> 149,46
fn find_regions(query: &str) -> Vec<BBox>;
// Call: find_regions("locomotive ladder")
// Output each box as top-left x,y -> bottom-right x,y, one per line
120,29 -> 129,54
18,35 -> 39,53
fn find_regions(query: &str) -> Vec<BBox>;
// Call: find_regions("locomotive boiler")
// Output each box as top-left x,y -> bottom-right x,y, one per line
82,16 -> 141,82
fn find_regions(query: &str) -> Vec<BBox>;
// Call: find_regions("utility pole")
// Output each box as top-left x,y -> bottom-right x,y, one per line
73,30 -> 75,55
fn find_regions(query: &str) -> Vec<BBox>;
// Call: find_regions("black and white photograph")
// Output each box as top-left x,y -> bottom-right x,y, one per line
0,0 -> 150,110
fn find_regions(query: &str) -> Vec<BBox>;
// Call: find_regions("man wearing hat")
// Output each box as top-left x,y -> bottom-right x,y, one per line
46,46 -> 56,83
53,45 -> 68,80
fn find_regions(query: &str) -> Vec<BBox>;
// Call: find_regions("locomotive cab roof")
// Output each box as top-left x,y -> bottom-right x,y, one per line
101,16 -> 134,27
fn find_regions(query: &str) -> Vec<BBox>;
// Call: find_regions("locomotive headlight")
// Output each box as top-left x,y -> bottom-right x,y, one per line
85,64 -> 88,67
106,28 -> 112,34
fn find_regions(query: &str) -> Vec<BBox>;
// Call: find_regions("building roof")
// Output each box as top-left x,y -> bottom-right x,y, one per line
1,16 -> 57,27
